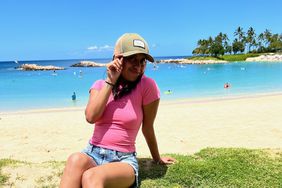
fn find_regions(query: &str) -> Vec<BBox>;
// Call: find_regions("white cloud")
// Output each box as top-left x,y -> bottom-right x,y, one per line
87,46 -> 98,50
87,45 -> 113,51
100,45 -> 113,50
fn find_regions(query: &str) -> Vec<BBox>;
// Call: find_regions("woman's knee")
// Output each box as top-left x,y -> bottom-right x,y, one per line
82,169 -> 105,187
65,152 -> 94,171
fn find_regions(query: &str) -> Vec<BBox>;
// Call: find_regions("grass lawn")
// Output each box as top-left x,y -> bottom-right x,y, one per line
221,54 -> 260,61
1,148 -> 282,187
188,53 -> 261,62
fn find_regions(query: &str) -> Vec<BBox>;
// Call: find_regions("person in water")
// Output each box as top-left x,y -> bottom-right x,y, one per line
72,92 -> 76,101
224,82 -> 231,89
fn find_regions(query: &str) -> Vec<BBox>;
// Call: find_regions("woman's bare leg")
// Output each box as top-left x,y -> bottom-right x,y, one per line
82,162 -> 135,188
60,152 -> 96,188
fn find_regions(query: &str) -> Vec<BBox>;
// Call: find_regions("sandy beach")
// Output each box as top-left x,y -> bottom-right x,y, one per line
1,93 -> 282,163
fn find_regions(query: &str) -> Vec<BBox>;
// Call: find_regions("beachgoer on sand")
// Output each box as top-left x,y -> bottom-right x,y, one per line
60,33 -> 176,188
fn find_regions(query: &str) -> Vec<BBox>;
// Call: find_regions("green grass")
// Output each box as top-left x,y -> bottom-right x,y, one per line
0,159 -> 21,185
139,148 -> 282,188
1,148 -> 282,187
188,53 -> 261,62
221,53 -> 260,61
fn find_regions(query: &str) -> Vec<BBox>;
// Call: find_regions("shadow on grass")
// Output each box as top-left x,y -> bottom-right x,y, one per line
138,158 -> 168,185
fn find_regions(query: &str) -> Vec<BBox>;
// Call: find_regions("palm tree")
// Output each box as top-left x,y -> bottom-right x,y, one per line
207,36 -> 213,55
246,27 -> 256,52
234,26 -> 245,42
263,29 -> 272,47
258,33 -> 264,46
221,33 -> 230,53
232,38 -> 245,54
234,26 -> 246,53
268,33 -> 282,52
193,39 -> 210,55
257,33 -> 265,52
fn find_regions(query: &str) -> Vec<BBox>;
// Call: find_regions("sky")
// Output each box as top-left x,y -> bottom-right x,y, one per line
0,0 -> 281,61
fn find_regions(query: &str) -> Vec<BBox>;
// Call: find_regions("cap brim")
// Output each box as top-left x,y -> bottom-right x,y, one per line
122,51 -> 154,62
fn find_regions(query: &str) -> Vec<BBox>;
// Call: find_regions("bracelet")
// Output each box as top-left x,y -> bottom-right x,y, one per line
105,80 -> 115,87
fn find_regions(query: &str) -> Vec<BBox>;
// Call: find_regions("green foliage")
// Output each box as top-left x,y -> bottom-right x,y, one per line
193,26 -> 282,55
210,42 -> 225,57
232,39 -> 245,54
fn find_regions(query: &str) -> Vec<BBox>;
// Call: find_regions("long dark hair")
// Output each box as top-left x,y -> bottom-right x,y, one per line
112,74 -> 143,100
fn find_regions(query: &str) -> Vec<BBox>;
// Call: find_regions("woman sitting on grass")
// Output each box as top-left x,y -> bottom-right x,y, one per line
60,33 -> 175,188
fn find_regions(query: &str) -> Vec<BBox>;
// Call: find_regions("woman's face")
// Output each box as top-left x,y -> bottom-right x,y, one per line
121,54 -> 147,82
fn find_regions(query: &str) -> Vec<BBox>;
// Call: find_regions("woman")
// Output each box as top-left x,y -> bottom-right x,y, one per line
60,33 -> 175,188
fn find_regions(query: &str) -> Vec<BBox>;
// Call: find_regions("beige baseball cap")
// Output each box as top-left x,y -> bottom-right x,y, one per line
114,33 -> 154,62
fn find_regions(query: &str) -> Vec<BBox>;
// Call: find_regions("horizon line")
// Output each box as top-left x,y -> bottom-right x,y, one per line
0,55 -> 192,63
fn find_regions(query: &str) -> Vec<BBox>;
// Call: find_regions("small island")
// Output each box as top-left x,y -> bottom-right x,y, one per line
159,54 -> 282,64
71,61 -> 107,67
159,26 -> 282,64
18,64 -> 65,71
159,59 -> 227,64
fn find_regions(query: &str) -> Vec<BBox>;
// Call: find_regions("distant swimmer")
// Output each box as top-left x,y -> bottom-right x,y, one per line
224,83 -> 231,89
52,70 -> 58,76
153,63 -> 158,70
164,89 -> 173,95
153,63 -> 157,69
72,92 -> 76,101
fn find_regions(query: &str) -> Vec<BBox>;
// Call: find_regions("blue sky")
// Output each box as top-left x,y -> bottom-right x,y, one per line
0,0 -> 281,61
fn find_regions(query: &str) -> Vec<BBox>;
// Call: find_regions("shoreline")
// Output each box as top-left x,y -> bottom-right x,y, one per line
1,92 -> 282,163
159,54 -> 282,64
2,91 -> 282,115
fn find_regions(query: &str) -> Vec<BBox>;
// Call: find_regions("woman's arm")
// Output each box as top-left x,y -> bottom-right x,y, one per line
85,83 -> 113,124
85,57 -> 123,124
142,99 -> 175,164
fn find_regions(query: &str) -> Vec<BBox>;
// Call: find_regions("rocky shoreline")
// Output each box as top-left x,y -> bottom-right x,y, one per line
16,54 -> 282,71
158,59 -> 227,64
159,54 -> 282,64
18,64 -> 65,71
70,61 -> 107,67
17,61 -> 107,71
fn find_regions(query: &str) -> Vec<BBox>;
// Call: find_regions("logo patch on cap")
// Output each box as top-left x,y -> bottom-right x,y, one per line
133,40 -> 145,49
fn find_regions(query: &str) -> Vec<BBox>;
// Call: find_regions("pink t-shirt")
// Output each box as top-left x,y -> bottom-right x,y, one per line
89,75 -> 160,152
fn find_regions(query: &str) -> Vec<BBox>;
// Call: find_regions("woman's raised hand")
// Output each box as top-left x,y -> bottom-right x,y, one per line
106,56 -> 123,84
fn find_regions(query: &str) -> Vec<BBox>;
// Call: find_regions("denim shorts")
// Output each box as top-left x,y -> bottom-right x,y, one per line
81,142 -> 139,188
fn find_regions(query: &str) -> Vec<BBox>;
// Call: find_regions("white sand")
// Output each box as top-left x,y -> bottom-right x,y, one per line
1,94 -> 282,163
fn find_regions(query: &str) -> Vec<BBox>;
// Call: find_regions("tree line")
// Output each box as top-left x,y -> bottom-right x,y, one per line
192,26 -> 282,57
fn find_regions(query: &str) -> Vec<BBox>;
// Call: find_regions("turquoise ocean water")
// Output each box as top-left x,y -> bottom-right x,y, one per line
1,57 -> 282,112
